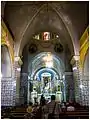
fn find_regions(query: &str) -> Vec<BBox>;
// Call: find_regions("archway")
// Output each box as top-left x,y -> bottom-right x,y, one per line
27,52 -> 66,104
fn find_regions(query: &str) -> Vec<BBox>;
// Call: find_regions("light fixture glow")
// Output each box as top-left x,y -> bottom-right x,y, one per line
28,76 -> 30,79
15,57 -> 20,61
60,80 -> 63,82
63,75 -> 65,79
43,53 -> 53,68
73,67 -> 77,70
13,81 -> 16,87
43,53 -> 52,61
56,35 -> 59,38
80,84 -> 84,89
17,68 -> 21,71
46,61 -> 53,68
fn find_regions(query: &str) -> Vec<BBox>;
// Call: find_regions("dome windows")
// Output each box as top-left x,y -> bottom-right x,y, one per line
33,32 -> 59,41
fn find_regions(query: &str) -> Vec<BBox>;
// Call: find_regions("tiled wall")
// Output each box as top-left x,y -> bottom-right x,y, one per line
81,75 -> 89,106
72,59 -> 89,106
1,78 -> 16,106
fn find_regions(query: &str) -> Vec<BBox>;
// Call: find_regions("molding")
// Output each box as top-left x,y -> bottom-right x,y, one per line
70,55 -> 80,65
1,20 -> 14,63
18,57 -> 23,66
80,26 -> 89,47
80,27 -> 89,67
15,56 -> 23,66
64,72 -> 73,75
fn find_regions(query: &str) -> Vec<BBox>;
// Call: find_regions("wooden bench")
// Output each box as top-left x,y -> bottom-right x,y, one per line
59,111 -> 89,119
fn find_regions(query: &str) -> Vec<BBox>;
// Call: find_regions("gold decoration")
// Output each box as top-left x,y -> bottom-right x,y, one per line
80,27 -> 89,67
1,20 -> 14,63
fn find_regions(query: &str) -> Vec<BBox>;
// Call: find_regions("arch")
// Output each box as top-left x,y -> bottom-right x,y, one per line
50,3 -> 79,55
16,3 -> 76,56
28,52 -> 65,78
32,67 -> 60,81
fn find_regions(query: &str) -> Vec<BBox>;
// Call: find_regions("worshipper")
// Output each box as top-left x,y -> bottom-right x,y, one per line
35,95 -> 46,119
27,102 -> 33,113
40,94 -> 46,105
61,102 -> 66,112
46,95 -> 61,119
24,102 -> 33,118
67,102 -> 75,111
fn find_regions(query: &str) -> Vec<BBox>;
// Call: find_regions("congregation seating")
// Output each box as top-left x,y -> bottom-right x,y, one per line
59,110 -> 89,119
1,106 -> 27,119
61,105 -> 89,119
1,105 -> 89,119
10,106 -> 27,119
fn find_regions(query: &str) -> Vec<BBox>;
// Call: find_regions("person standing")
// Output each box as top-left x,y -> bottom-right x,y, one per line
46,95 -> 61,119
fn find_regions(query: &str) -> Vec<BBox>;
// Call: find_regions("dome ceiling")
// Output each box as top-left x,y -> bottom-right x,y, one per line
2,1 -> 88,56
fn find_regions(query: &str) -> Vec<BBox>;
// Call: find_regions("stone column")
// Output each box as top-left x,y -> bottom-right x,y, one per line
12,63 -> 16,106
64,72 -> 74,102
70,56 -> 82,104
80,75 -> 89,106
14,56 -> 23,105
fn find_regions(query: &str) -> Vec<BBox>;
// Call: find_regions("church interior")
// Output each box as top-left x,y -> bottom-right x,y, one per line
1,1 -> 89,119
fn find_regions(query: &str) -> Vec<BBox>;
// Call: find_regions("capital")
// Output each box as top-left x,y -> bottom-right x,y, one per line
14,56 -> 23,65
70,55 -> 80,65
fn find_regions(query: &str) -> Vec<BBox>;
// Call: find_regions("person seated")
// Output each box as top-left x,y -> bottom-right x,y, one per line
32,104 -> 38,113
27,102 -> 33,113
45,95 -> 61,119
61,102 -> 66,112
67,102 -> 75,111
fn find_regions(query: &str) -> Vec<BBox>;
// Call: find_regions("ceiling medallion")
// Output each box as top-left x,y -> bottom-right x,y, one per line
54,43 -> 63,53
29,43 -> 37,54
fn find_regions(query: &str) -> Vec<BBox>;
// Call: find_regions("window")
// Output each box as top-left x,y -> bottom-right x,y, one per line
33,32 -> 59,41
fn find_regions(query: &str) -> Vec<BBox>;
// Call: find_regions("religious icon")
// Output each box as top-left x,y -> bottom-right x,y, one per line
43,32 -> 50,40
43,76 -> 49,86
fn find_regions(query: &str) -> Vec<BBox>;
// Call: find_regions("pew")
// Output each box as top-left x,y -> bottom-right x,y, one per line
59,110 -> 89,119
1,106 -> 89,119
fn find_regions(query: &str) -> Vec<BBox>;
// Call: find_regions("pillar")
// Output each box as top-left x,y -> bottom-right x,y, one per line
70,55 -> 82,104
14,56 -> 23,105
80,75 -> 89,106
64,72 -> 74,102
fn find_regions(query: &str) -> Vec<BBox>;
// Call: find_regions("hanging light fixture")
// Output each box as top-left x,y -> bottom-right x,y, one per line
46,61 -> 53,68
43,53 -> 53,68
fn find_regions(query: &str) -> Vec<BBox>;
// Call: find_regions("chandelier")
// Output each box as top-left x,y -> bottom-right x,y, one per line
43,53 -> 53,68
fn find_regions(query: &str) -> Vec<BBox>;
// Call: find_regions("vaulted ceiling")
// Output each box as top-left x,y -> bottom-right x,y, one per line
1,1 -> 89,56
